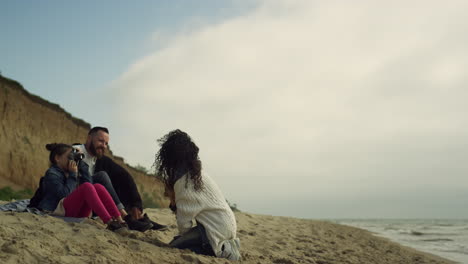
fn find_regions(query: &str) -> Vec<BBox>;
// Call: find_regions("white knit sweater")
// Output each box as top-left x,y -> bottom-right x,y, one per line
174,171 -> 238,256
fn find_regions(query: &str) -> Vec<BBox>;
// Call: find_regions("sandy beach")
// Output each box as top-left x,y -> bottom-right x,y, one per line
0,208 -> 455,264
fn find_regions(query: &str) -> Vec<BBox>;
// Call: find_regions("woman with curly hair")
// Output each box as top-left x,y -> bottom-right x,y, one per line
155,129 -> 240,260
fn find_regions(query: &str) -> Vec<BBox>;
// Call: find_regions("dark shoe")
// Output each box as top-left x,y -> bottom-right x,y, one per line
107,220 -> 128,232
124,214 -> 153,232
141,213 -> 168,231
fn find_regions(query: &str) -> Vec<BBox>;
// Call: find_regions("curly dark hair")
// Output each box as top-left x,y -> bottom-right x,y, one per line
154,129 -> 203,191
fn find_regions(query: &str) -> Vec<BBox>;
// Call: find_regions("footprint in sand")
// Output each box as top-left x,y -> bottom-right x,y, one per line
272,257 -> 295,264
1,240 -> 19,254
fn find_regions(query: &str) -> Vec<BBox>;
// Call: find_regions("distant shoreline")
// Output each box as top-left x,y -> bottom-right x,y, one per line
335,218 -> 467,263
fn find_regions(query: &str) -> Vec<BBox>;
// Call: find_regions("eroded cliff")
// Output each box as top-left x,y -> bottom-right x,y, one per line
0,75 -> 167,208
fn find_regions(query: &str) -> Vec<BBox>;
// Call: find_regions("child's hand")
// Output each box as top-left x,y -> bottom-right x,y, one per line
68,160 -> 78,173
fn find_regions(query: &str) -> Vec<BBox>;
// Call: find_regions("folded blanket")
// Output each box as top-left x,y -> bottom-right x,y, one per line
0,199 -> 86,223
0,199 -> 43,214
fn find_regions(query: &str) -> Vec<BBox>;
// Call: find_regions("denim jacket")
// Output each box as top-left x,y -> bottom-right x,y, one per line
37,162 -> 91,212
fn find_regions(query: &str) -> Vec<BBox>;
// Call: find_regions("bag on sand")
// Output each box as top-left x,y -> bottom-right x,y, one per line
28,176 -> 45,208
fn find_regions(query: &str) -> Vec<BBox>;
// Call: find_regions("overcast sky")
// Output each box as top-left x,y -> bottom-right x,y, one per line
2,0 -> 468,218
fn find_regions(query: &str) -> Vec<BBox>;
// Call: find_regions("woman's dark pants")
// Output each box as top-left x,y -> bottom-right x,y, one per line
169,224 -> 215,256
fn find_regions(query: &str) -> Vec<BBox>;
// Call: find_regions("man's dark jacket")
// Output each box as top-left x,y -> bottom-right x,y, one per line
95,156 -> 143,210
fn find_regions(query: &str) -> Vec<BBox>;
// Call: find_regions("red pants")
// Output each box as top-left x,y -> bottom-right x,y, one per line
63,182 -> 120,224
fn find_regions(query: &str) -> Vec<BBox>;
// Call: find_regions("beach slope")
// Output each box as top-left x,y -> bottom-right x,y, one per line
0,209 -> 455,264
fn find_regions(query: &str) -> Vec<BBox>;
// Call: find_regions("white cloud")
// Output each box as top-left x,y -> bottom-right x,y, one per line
107,0 -> 468,218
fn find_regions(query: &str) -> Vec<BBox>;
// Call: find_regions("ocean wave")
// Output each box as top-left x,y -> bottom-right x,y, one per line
440,249 -> 468,255
421,238 -> 454,242
410,231 -> 424,236
434,223 -> 455,227
398,230 -> 459,236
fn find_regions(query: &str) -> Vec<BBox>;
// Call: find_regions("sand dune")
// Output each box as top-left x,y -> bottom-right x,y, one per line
0,208 -> 454,264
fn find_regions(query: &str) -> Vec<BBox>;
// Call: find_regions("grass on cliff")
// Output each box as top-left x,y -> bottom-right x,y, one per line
0,187 -> 33,201
142,191 -> 161,208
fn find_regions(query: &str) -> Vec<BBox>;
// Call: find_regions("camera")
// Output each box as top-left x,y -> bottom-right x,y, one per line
68,148 -> 84,162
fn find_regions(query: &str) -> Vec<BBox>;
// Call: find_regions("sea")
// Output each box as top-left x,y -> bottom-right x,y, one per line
333,219 -> 468,264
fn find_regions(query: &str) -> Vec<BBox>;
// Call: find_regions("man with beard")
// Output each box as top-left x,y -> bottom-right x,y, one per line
73,127 -> 166,232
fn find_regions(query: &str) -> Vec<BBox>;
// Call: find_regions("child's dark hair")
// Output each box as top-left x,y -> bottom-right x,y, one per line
154,129 -> 203,191
45,143 -> 72,164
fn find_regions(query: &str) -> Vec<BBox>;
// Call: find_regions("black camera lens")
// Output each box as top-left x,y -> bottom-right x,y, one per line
68,150 -> 84,161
